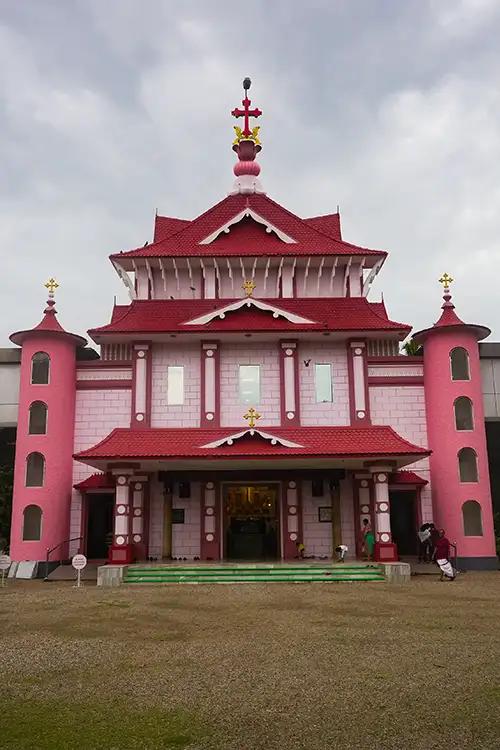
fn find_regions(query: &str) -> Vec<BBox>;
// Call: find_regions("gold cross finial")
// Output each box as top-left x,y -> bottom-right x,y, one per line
438,273 -> 453,292
242,279 -> 256,297
44,277 -> 59,298
243,407 -> 261,429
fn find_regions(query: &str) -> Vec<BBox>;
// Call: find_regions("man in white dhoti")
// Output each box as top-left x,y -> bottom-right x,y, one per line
433,529 -> 456,581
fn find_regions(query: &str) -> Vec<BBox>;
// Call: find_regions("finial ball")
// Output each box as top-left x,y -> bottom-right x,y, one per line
243,77 -> 251,91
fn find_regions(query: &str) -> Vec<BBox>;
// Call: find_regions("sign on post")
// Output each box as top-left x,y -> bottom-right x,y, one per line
0,554 -> 11,587
71,554 -> 87,588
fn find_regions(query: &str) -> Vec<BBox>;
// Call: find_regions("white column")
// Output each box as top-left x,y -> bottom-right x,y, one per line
133,343 -> 150,426
131,477 -> 147,545
113,474 -> 131,547
372,470 -> 392,543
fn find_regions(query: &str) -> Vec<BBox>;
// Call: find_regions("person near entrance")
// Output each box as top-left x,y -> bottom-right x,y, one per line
433,529 -> 456,581
417,523 -> 432,562
360,518 -> 375,561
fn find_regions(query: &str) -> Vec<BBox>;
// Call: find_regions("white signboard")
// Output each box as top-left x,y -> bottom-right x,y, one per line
72,554 -> 87,570
72,554 -> 87,588
0,554 -> 11,586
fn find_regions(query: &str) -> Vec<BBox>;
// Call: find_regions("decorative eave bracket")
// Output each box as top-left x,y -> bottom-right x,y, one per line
198,208 -> 296,245
182,297 -> 317,326
200,428 -> 304,449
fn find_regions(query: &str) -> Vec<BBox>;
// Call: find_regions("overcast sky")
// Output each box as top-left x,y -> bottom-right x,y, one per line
2,0 -> 500,347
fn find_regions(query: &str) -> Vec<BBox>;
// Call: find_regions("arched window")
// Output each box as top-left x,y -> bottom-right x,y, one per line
26,452 -> 45,487
28,401 -> 48,434
31,352 -> 50,385
454,397 -> 474,431
22,505 -> 42,541
462,500 -> 483,536
458,447 -> 478,482
450,347 -> 470,381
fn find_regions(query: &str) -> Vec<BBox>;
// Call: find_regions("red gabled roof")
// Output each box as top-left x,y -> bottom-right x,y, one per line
390,470 -> 428,486
304,213 -> 341,240
153,216 -> 190,242
75,425 -> 429,461
74,472 -> 114,490
111,194 -> 386,260
88,297 -> 411,339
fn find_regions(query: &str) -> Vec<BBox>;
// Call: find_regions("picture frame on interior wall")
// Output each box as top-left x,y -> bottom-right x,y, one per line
318,507 -> 332,523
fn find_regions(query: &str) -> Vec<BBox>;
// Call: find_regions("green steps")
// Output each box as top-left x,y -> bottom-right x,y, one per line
123,563 -> 385,585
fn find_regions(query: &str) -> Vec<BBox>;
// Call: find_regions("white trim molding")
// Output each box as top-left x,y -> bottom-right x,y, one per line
183,297 -> 316,326
198,208 -> 297,245
200,428 -> 304,450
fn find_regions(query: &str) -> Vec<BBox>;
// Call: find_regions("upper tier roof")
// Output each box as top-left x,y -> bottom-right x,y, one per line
89,296 -> 410,341
111,194 -> 385,261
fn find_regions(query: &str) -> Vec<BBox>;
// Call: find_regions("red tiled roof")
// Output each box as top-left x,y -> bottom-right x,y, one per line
304,213 -> 342,240
390,470 -> 428,486
111,194 -> 386,260
153,216 -> 190,242
74,472 -> 114,490
89,298 -> 411,339
75,425 -> 429,461
11,303 -> 87,347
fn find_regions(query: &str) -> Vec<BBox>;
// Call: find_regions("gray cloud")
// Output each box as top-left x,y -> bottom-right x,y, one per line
1,0 -> 500,344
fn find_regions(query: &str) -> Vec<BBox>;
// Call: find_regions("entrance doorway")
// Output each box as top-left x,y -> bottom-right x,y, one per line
224,484 -> 280,560
86,493 -> 114,559
389,490 -> 417,555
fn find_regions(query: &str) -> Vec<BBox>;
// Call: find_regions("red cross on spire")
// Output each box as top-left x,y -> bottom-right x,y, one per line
231,77 -> 262,138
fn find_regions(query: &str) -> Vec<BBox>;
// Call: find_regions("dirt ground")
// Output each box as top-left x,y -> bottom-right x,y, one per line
0,573 -> 499,750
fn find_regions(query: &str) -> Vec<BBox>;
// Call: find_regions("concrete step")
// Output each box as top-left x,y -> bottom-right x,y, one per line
123,564 -> 385,585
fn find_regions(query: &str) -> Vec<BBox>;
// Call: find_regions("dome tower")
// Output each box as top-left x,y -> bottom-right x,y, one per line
9,280 -> 86,571
414,275 -> 496,569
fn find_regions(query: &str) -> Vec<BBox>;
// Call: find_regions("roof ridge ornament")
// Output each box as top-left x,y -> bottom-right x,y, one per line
230,78 -> 266,196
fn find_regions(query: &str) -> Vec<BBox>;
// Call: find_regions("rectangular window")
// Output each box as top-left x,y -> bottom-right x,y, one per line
239,365 -> 260,404
167,366 -> 184,405
315,363 -> 333,402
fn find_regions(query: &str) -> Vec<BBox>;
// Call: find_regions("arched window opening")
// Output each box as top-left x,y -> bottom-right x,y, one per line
31,352 -> 50,385
458,447 -> 478,482
450,347 -> 470,381
462,500 -> 483,536
454,397 -> 474,431
22,505 -> 42,541
28,401 -> 48,435
26,452 -> 45,487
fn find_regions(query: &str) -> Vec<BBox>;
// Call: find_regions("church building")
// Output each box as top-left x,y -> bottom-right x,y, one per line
7,82 -> 498,572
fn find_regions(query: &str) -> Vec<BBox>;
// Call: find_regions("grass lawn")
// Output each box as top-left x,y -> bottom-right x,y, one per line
0,573 -> 499,750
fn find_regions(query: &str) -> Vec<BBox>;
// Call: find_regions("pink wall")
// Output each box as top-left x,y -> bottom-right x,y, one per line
172,486 -> 201,559
299,343 -> 350,426
220,342 -> 280,427
369,385 -> 433,522
151,343 -> 200,428
301,478 -> 356,558
69,388 -> 131,553
302,481 -> 332,557
423,331 -> 496,559
10,336 -> 77,562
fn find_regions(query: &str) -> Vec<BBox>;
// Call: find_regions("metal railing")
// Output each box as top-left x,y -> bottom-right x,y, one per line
44,536 -> 83,580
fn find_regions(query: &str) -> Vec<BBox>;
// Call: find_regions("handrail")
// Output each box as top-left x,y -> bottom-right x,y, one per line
44,536 -> 83,580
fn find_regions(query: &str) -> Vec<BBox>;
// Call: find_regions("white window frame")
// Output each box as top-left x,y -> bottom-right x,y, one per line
167,366 -> 184,406
239,364 -> 261,405
315,363 -> 333,403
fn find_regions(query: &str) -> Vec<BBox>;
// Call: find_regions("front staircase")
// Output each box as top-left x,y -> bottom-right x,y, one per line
123,562 -> 385,585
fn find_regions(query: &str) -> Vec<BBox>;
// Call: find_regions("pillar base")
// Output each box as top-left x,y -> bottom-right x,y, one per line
109,544 -> 134,564
374,542 -> 398,562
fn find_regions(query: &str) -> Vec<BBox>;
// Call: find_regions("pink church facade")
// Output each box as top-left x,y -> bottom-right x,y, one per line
7,85 -> 497,572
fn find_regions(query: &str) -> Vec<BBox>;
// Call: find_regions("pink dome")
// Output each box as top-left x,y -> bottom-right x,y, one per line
233,160 -> 261,177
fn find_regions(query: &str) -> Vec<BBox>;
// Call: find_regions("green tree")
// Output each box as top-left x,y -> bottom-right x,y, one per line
402,338 -> 423,356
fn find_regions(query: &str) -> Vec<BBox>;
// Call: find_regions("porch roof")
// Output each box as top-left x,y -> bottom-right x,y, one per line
74,425 -> 429,472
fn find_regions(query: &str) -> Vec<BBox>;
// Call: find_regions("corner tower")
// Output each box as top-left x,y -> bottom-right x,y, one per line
414,275 -> 496,569
9,280 -> 86,570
